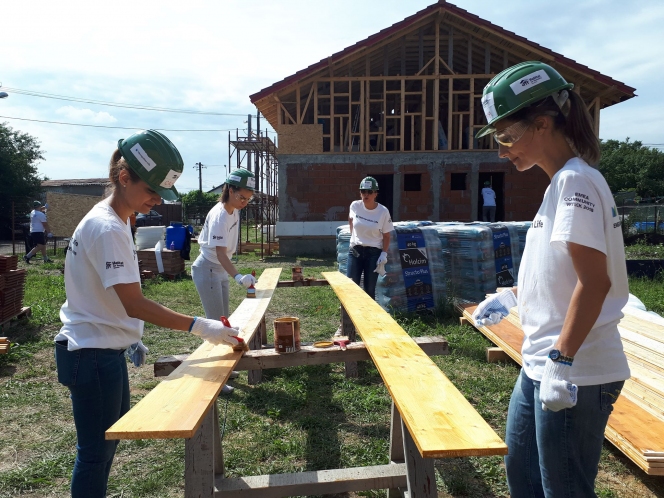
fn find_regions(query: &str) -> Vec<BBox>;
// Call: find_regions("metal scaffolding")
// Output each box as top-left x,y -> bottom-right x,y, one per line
229,113 -> 279,259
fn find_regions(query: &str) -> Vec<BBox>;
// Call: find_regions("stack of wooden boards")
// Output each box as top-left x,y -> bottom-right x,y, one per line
0,256 -> 27,323
458,301 -> 664,476
137,248 -> 185,278
0,337 -> 9,354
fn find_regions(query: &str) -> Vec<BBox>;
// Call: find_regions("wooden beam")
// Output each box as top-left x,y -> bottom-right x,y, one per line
215,464 -> 408,498
400,78 -> 405,151
403,418 -> 436,498
486,346 -> 512,363
185,404 -> 216,498
485,42 -> 491,74
433,19 -> 440,151
106,268 -> 283,440
296,86 -> 301,124
300,85 -> 314,124
418,28 -> 424,71
154,336 -> 450,377
323,271 -> 507,459
448,26 -> 454,72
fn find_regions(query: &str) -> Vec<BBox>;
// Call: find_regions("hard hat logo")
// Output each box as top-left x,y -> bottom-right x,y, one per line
359,176 -> 379,190
130,143 -> 158,172
510,69 -> 551,96
159,170 -> 182,189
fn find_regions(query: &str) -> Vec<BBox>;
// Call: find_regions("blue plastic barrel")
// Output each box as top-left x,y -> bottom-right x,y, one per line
166,222 -> 186,250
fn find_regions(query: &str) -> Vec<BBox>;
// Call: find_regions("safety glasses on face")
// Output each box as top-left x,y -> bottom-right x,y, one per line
360,189 -> 375,195
493,120 -> 531,147
235,192 -> 254,203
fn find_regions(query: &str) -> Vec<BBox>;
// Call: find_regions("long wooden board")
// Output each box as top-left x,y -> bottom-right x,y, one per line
457,302 -> 664,476
322,272 -> 507,459
106,268 -> 282,440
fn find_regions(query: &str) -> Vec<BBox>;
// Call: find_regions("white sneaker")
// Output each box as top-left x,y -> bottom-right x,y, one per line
228,370 -> 240,379
334,326 -> 343,337
220,384 -> 234,394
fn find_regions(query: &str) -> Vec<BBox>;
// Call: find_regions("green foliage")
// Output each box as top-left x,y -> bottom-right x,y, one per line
0,122 -> 45,234
180,189 -> 218,224
599,139 -> 664,197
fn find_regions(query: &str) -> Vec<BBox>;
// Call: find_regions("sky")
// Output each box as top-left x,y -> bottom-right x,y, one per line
2,0 -> 663,194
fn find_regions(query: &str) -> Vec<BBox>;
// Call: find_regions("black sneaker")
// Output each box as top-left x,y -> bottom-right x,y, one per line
43,258 -> 54,263
23,255 -> 31,264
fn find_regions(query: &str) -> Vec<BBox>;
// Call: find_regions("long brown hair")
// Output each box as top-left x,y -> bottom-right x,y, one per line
509,90 -> 601,165
109,149 -> 141,190
220,184 -> 235,203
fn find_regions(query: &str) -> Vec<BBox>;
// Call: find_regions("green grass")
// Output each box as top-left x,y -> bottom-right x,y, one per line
625,240 -> 664,260
1,245 -> 664,497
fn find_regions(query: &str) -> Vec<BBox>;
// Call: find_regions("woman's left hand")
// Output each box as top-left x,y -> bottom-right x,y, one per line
377,251 -> 388,265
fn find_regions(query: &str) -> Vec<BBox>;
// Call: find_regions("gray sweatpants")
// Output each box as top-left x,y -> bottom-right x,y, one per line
191,254 -> 230,320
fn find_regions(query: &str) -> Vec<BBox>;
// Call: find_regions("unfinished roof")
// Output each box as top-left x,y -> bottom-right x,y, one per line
250,0 -> 635,130
42,178 -> 110,187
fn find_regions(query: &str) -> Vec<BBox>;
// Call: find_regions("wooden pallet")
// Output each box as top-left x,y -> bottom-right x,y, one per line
0,337 -> 10,354
457,302 -> 664,476
0,306 -> 32,333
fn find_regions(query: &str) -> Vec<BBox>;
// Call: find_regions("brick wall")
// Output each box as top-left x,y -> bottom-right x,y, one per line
399,164 -> 433,219
500,164 -> 550,221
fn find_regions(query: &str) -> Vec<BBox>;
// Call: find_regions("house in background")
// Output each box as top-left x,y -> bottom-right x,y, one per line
250,0 -> 635,255
41,178 -> 111,197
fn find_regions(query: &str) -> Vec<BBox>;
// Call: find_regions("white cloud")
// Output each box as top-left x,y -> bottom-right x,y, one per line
55,106 -> 117,124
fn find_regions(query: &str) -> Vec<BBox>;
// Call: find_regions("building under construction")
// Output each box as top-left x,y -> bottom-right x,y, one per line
249,0 -> 635,256
228,119 -> 279,258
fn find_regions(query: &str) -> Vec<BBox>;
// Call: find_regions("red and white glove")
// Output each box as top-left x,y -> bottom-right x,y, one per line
190,317 -> 241,346
540,358 -> 578,412
234,273 -> 256,289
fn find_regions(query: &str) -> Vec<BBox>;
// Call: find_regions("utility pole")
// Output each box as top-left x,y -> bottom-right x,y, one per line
194,162 -> 206,193
247,114 -> 252,173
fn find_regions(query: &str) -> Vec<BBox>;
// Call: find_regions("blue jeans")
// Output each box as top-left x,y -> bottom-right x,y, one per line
505,369 -> 624,498
346,245 -> 381,300
55,342 -> 130,498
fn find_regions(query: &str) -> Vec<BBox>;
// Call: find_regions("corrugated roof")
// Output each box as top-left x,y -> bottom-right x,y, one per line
41,178 -> 110,187
249,0 -> 635,104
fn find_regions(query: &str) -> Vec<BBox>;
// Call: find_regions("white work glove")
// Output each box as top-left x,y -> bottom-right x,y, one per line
47,232 -> 53,238
190,317 -> 241,347
377,251 -> 387,265
540,358 -> 578,412
234,273 -> 256,289
472,289 -> 517,327
126,340 -> 149,367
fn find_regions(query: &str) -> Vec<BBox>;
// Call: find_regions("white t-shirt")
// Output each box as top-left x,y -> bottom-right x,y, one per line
481,188 -> 496,207
30,209 -> 48,232
349,200 -> 394,249
198,202 -> 239,265
518,157 -> 630,386
56,200 -> 143,350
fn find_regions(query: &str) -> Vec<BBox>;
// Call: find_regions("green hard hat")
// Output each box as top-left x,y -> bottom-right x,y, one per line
33,200 -> 42,207
359,176 -> 379,190
117,129 -> 184,201
226,168 -> 255,191
475,61 -> 574,139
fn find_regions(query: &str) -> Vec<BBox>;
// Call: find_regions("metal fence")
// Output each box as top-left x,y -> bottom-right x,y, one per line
616,200 -> 664,235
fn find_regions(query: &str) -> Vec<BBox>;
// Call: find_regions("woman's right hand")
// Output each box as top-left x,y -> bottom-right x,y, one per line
190,317 -> 241,346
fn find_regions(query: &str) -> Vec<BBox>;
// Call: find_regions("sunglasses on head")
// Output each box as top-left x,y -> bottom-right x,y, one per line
360,189 -> 374,195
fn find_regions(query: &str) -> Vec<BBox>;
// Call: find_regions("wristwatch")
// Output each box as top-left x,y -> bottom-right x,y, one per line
549,349 -> 574,365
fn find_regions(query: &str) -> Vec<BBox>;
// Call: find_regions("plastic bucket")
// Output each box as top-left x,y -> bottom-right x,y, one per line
166,222 -> 186,250
274,317 -> 301,353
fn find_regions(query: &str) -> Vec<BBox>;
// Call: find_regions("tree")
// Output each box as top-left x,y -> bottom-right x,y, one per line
181,189 -> 219,225
0,122 -> 45,236
599,139 -> 664,197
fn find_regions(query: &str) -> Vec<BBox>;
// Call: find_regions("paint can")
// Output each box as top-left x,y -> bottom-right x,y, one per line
292,267 -> 303,281
274,317 -> 301,353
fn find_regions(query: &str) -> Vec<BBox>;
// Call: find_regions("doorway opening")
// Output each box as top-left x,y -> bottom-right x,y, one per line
477,172 -> 504,222
370,174 -> 394,219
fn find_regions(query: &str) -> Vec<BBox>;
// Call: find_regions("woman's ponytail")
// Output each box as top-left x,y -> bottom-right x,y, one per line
563,91 -> 601,166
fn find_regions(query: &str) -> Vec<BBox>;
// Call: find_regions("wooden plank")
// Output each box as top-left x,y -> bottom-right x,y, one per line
403,418 -> 436,498
486,347 -> 512,363
457,302 -> 664,476
323,272 -> 507,458
215,463 -> 408,498
106,268 -> 282,440
185,405 -> 216,498
388,402 -> 406,498
154,336 -> 450,377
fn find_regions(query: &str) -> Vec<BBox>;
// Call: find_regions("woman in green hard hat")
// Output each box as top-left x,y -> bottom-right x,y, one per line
474,61 -> 629,496
55,130 -> 243,498
346,176 -> 393,297
191,168 -> 257,392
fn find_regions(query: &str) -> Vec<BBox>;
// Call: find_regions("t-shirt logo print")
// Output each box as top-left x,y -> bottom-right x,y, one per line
106,261 -> 125,269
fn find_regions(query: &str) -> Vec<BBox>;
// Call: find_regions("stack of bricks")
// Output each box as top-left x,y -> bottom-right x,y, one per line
137,249 -> 185,277
0,256 -> 27,323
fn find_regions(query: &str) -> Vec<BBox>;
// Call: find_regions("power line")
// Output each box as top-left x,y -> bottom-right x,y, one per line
3,87 -> 249,116
0,115 -> 238,132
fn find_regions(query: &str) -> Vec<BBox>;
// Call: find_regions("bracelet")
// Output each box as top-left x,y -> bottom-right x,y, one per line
188,317 -> 198,332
